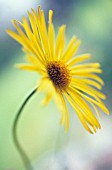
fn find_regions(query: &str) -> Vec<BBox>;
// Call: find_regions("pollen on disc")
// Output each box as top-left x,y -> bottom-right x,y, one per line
47,61 -> 71,90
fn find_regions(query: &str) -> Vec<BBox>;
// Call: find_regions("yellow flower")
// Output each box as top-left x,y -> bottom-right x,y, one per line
7,6 -> 109,134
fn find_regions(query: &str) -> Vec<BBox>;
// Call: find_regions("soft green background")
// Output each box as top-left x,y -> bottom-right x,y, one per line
0,0 -> 112,170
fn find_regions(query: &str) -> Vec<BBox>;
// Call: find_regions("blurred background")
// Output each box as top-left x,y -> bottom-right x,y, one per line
0,0 -> 112,170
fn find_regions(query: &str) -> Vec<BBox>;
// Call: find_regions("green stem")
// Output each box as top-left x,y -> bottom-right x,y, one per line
12,87 -> 37,170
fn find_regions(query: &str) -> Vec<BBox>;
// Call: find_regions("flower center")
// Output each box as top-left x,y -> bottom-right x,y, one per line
47,61 -> 71,90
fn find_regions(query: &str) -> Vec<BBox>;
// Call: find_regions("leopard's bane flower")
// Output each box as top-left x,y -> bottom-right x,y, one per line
7,6 -> 109,133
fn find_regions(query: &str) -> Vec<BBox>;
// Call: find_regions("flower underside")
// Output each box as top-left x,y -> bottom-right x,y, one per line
7,6 -> 109,134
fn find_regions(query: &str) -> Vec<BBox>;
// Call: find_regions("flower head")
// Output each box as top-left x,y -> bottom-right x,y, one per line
7,6 -> 109,133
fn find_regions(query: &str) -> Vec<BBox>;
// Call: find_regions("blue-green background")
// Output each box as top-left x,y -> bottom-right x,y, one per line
0,0 -> 112,170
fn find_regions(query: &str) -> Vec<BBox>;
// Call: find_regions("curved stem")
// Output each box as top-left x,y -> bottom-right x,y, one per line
12,87 -> 37,170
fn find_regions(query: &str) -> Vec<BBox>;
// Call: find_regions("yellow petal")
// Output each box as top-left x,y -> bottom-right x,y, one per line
41,82 -> 53,106
68,53 -> 91,66
28,11 -> 38,38
9,20 -> 44,65
6,29 -> 24,46
59,93 -> 69,131
53,90 -> 69,130
64,92 -> 94,134
41,11 -> 50,58
55,25 -> 66,59
15,64 -> 40,71
72,78 -> 102,90
36,8 -> 50,60
74,88 -> 109,115
62,35 -> 77,60
38,77 -> 51,92
71,68 -> 102,74
90,102 -> 100,117
67,87 -> 101,128
26,55 -> 39,64
75,73 -> 104,85
71,79 -> 106,101
71,63 -> 100,70
21,17 -> 45,64
54,91 -> 65,126
63,39 -> 81,62
48,10 -> 55,59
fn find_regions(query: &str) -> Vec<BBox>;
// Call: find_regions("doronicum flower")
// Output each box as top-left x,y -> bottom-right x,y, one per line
7,6 -> 109,134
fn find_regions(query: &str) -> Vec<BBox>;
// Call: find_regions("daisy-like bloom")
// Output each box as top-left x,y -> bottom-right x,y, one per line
7,6 -> 109,134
